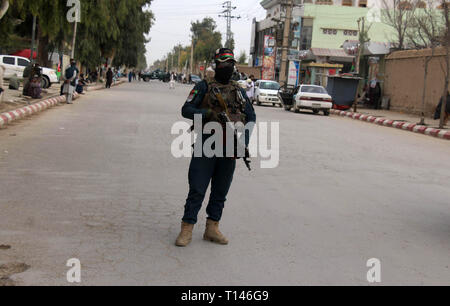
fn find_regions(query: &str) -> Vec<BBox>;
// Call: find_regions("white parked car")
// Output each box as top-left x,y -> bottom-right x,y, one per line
292,85 -> 333,116
254,80 -> 282,107
0,55 -> 59,88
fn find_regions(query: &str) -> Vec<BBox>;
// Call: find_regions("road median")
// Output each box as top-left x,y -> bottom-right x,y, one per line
331,109 -> 450,141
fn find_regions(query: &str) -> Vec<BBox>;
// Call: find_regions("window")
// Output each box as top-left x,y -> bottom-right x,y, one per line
398,1 -> 412,10
342,0 -> 353,6
260,82 -> 281,90
2,57 -> 15,65
301,86 -> 327,94
359,0 -> 367,7
344,30 -> 358,36
317,0 -> 333,4
323,28 -> 338,35
301,23 -> 313,50
18,58 -> 29,67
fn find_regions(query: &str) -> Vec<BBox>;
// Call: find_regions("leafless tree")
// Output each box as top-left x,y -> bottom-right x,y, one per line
405,0 -> 444,125
0,0 -> 9,20
382,0 -> 420,50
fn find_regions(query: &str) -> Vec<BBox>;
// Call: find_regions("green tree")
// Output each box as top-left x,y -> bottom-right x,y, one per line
112,1 -> 153,68
0,0 -> 70,66
0,0 -> 154,70
191,17 -> 222,64
237,50 -> 247,65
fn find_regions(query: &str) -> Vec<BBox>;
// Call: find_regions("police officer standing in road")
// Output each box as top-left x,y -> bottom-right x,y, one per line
176,48 -> 256,247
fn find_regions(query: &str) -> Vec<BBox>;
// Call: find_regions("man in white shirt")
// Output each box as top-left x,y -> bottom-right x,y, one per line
245,78 -> 254,102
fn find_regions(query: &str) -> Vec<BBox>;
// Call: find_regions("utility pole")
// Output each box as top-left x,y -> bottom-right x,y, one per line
71,21 -> 77,59
219,1 -> 240,49
190,36 -> 194,75
355,17 -> 365,75
30,15 -> 37,63
279,0 -> 294,87
178,43 -> 182,73
353,17 -> 365,112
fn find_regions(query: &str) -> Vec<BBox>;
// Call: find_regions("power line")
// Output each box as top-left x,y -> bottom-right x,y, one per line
218,1 -> 241,47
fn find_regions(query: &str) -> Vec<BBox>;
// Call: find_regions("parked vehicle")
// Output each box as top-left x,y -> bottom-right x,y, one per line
0,55 -> 58,88
254,80 -> 282,107
190,74 -> 202,84
142,69 -> 165,82
290,85 -> 333,116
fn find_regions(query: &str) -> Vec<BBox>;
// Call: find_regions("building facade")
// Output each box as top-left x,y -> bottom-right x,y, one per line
250,0 -> 444,85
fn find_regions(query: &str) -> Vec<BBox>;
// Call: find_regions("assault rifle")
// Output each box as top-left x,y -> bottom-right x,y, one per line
217,111 -> 252,172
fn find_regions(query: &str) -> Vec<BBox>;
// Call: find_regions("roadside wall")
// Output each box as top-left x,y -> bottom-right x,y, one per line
236,65 -> 261,79
384,47 -> 447,116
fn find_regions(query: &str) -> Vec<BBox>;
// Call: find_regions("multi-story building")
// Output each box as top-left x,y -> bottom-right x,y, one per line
250,0 -> 444,85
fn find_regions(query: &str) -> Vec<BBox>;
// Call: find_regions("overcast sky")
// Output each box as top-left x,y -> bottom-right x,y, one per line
145,0 -> 266,66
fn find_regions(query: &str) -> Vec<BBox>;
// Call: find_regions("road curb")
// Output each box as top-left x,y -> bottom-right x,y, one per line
330,109 -> 450,141
0,80 -> 124,129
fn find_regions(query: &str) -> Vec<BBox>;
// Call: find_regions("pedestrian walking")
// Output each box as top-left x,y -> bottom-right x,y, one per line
106,68 -> 113,89
63,59 -> 79,104
246,78 -> 254,103
128,71 -> 133,83
169,72 -> 175,89
176,48 -> 256,247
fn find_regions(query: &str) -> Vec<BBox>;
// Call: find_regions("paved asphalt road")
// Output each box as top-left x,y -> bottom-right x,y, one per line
0,81 -> 449,286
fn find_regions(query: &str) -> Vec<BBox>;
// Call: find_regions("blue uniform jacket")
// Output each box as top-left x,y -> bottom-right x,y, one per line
182,80 -> 257,146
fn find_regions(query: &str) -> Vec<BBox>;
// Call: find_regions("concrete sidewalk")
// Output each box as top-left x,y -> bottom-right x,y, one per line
0,80 -> 121,114
332,107 -> 450,141
0,79 -> 125,129
356,107 -> 448,130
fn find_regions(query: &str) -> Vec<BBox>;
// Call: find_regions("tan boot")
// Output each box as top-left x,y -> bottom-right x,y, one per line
175,222 -> 194,247
203,219 -> 229,245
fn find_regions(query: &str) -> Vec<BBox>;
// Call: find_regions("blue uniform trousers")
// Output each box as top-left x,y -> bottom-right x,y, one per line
183,156 -> 236,225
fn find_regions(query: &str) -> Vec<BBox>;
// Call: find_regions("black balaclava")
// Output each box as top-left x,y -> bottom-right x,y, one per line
214,62 -> 234,84
213,48 -> 236,84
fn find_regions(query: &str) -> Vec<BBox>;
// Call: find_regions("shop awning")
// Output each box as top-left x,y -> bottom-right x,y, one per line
311,48 -> 352,58
310,48 -> 355,63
